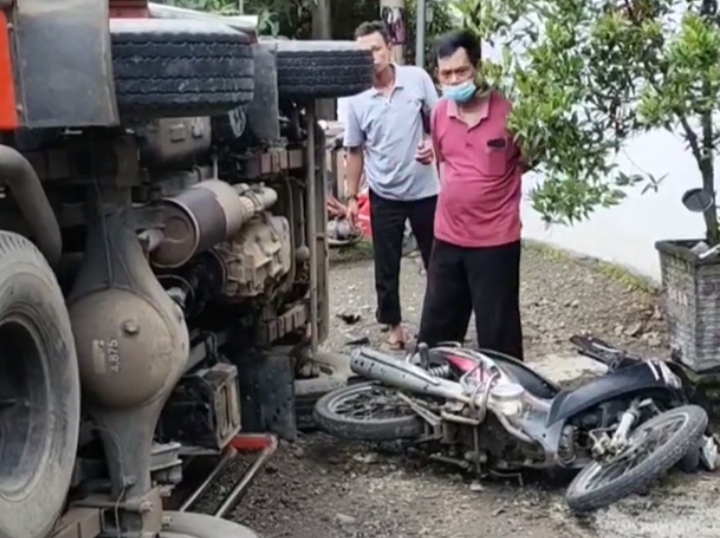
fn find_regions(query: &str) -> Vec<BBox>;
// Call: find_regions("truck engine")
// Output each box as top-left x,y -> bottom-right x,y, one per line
0,3 -> 373,538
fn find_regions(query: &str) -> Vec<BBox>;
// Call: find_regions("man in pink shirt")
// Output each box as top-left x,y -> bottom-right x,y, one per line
418,31 -> 526,361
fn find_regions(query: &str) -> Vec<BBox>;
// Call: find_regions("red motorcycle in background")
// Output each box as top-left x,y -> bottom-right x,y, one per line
325,144 -> 417,253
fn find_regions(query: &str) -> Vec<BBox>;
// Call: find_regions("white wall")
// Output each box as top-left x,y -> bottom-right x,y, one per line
520,129 -> 710,282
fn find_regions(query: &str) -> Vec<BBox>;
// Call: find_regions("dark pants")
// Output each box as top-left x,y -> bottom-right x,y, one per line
418,239 -> 524,361
370,190 -> 437,326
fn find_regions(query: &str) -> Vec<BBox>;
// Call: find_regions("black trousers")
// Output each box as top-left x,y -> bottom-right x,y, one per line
418,238 -> 524,361
370,190 -> 437,326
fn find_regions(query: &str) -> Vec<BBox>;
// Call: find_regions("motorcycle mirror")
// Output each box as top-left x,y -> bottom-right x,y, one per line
682,188 -> 715,213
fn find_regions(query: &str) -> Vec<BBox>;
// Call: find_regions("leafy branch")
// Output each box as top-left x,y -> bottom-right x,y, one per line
456,0 -> 720,243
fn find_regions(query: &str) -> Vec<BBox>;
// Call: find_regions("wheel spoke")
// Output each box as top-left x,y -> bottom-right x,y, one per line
587,413 -> 688,490
330,386 -> 413,421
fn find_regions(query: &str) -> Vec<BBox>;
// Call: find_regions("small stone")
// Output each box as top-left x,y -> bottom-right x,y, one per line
624,321 -> 644,337
644,332 -> 662,347
335,513 -> 357,526
492,507 -> 506,517
353,452 -> 380,464
469,480 -> 484,492
298,362 -> 313,377
337,311 -> 362,324
264,463 -> 278,474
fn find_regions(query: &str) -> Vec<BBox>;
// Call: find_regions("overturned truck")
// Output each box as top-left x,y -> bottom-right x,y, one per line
0,2 -> 373,538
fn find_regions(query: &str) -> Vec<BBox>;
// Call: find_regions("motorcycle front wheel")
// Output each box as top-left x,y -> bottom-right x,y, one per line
565,404 -> 708,513
313,382 -> 424,441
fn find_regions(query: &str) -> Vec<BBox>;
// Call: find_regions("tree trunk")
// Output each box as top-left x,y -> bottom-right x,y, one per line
698,0 -> 720,244
701,110 -> 719,244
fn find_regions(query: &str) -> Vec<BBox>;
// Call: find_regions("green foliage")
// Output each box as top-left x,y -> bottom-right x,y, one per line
403,0 -> 457,69
453,0 -> 720,243
164,0 -> 239,13
165,0 -> 455,64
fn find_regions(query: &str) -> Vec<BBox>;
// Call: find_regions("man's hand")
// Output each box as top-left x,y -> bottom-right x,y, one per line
415,139 -> 434,165
346,197 -> 359,225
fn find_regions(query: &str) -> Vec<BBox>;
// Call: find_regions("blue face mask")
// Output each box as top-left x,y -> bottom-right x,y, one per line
442,80 -> 477,103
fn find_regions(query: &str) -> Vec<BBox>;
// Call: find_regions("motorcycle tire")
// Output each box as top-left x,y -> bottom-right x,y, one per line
111,19 -> 255,118
565,405 -> 708,513
0,232 -> 81,538
313,382 -> 424,441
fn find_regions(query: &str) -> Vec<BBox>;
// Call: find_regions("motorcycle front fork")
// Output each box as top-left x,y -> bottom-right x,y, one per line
592,398 -> 653,458
596,399 -> 718,471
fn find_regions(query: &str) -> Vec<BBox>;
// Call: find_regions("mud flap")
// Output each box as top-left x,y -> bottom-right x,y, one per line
12,0 -> 118,127
231,346 -> 297,441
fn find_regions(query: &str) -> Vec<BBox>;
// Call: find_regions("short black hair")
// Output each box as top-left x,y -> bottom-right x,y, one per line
355,20 -> 391,44
434,31 -> 481,66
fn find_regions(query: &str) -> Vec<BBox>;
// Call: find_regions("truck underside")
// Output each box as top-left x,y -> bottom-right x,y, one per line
0,2 -> 373,538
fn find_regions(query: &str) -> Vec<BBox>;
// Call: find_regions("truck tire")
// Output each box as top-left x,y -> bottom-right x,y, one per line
111,19 -> 255,118
271,40 -> 374,100
295,352 -> 352,431
162,512 -> 261,538
0,232 -> 80,538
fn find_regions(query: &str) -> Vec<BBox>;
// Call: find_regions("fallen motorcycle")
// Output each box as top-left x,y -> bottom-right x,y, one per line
314,337 -> 718,512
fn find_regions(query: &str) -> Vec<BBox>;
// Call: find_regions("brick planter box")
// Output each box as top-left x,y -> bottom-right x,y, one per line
656,239 -> 720,373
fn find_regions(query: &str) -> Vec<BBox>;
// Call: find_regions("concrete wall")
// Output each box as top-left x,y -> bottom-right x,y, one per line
520,128 -> 710,283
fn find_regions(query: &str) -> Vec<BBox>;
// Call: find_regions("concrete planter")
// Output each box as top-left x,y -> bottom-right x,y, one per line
656,239 -> 720,373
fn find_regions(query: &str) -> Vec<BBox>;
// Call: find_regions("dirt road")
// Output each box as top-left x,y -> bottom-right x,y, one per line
214,244 -> 719,538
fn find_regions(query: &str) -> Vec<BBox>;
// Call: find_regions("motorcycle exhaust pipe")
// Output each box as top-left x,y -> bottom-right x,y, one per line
350,348 -> 467,402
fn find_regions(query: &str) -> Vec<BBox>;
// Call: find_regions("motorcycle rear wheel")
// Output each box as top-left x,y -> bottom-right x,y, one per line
313,382 -> 424,441
565,404 -> 708,513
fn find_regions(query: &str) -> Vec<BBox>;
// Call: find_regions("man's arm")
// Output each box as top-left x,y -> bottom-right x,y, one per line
343,101 -> 365,197
419,68 -> 440,119
431,105 -> 444,183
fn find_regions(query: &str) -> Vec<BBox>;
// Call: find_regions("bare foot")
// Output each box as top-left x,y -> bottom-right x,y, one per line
386,325 -> 408,350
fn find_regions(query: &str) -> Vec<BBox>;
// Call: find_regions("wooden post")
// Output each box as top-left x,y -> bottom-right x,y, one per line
379,0 -> 406,64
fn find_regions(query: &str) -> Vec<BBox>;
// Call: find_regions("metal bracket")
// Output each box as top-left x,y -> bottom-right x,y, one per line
179,434 -> 278,518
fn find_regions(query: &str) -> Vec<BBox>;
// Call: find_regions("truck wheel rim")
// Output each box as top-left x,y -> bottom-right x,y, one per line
0,313 -> 49,500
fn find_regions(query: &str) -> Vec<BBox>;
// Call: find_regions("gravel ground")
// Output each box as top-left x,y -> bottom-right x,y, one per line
205,243 -> 719,538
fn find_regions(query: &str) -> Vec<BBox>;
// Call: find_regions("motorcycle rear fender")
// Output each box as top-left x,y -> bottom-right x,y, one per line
545,361 -> 683,426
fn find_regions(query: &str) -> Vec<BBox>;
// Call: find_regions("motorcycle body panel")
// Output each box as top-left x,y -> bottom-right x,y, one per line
432,348 -> 560,400
546,361 -> 681,426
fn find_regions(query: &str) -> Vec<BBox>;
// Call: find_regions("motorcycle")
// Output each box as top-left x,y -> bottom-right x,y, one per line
314,336 -> 718,512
